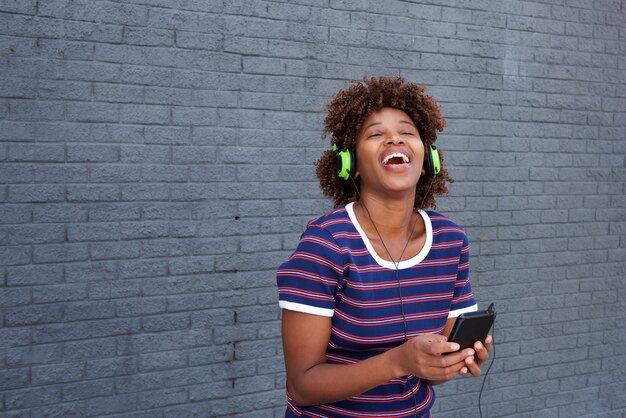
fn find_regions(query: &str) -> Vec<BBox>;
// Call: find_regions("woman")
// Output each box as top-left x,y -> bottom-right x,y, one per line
276,76 -> 492,417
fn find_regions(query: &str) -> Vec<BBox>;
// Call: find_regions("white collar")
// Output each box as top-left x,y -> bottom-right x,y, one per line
346,202 -> 433,270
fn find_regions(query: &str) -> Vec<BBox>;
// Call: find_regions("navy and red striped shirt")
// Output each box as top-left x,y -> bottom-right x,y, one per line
277,203 -> 477,417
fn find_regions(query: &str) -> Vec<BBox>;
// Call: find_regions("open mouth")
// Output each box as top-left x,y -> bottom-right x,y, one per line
382,152 -> 410,165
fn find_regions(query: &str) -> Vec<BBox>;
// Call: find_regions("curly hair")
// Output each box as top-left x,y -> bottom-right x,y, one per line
315,75 -> 453,209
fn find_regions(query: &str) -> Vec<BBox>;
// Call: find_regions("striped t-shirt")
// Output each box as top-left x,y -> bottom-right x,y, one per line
277,202 -> 477,417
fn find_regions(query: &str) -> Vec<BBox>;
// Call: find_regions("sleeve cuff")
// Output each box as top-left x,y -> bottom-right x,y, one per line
448,304 -> 478,318
279,300 -> 334,317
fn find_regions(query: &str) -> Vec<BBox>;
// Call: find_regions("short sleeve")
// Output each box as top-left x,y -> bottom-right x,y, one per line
277,225 -> 343,317
448,232 -> 477,318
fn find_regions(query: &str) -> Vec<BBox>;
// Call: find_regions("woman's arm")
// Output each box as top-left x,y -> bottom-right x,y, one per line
282,309 -> 475,406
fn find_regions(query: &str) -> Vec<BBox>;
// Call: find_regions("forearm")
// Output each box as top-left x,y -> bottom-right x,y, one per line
282,311 -> 470,406
288,348 -> 402,406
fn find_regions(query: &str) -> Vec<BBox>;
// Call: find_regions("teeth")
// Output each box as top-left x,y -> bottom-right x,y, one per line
382,153 -> 409,165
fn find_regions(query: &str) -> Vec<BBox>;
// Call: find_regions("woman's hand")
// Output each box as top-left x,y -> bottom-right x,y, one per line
390,334 -> 476,383
464,335 -> 493,377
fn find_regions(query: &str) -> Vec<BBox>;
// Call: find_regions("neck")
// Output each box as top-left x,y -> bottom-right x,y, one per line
354,193 -> 424,264
355,191 -> 417,240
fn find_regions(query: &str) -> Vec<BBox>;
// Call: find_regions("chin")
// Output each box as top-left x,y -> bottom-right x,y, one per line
381,183 -> 418,196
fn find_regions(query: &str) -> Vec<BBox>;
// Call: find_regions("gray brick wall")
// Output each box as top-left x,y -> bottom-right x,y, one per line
1,1 -> 624,417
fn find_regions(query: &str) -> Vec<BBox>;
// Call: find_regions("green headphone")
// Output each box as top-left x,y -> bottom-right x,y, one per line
333,144 -> 440,180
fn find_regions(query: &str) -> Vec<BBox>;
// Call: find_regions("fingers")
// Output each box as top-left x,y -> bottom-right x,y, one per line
442,349 -> 474,366
465,353 -> 481,376
402,334 -> 495,382
404,336 -> 475,381
481,335 -> 493,352
433,349 -> 475,380
478,334 -> 493,348
413,334 -> 459,356
420,339 -> 474,379
437,342 -> 461,355
465,335 -> 493,377
474,336 -> 492,364
426,357 -> 471,381
431,335 -> 494,379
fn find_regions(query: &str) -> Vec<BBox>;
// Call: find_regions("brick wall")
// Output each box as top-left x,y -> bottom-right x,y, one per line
1,1 -> 624,417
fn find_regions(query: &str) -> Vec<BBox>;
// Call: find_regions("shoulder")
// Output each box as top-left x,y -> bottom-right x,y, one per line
425,211 -> 468,241
425,210 -> 463,229
304,205 -> 354,236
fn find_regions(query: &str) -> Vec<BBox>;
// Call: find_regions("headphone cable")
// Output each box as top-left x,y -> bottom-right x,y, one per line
478,321 -> 495,418
349,175 -> 435,418
343,149 -> 491,416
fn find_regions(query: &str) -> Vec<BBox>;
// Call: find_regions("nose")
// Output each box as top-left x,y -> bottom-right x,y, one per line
386,135 -> 404,145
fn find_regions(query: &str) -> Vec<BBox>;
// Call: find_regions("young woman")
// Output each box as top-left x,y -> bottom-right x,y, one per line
276,76 -> 492,417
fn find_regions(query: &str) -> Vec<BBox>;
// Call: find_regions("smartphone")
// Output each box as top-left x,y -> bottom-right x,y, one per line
447,303 -> 495,351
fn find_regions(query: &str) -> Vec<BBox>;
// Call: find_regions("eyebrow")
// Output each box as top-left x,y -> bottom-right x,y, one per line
363,120 -> 416,130
363,122 -> 381,130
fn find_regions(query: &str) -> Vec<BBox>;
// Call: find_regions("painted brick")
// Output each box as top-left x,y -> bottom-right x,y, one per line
0,78 -> 36,99
65,102 -> 119,123
81,393 -> 140,416
7,264 -> 63,286
120,104 -> 170,125
31,283 -> 88,304
1,2 -> 625,417
145,126 -> 191,145
120,185 -> 170,202
8,185 -> 65,203
6,343 -> 63,367
90,164 -> 142,183
142,313 -> 190,333
34,166 -> 90,184
63,300 -> 115,322
67,223 -> 121,242
0,287 -> 30,308
33,243 -> 89,264
61,379 -> 114,402
120,145 -> 170,164
66,144 -> 119,163
3,385 -> 62,410
0,367 -> 30,390
139,350 -> 187,372
7,224 -> 65,245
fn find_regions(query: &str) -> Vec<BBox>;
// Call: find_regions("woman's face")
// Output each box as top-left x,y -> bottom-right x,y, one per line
355,107 -> 425,198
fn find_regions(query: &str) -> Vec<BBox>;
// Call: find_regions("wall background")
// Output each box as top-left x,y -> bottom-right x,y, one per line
1,0 -> 625,417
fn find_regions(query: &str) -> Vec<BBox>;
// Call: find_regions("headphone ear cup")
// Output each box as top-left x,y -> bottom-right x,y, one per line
346,149 -> 356,179
424,145 -> 440,177
333,145 -> 356,180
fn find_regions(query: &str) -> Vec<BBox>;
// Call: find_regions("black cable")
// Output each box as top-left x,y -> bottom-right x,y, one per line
349,174 -> 435,418
478,321 -> 495,418
347,162 -> 496,418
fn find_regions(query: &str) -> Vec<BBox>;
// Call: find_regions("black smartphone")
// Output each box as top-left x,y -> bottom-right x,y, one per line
447,303 -> 495,351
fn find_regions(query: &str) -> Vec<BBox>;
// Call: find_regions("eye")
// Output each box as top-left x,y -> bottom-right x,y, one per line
368,132 -> 382,139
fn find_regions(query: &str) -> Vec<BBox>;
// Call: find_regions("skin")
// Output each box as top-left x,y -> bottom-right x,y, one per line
282,107 -> 492,407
